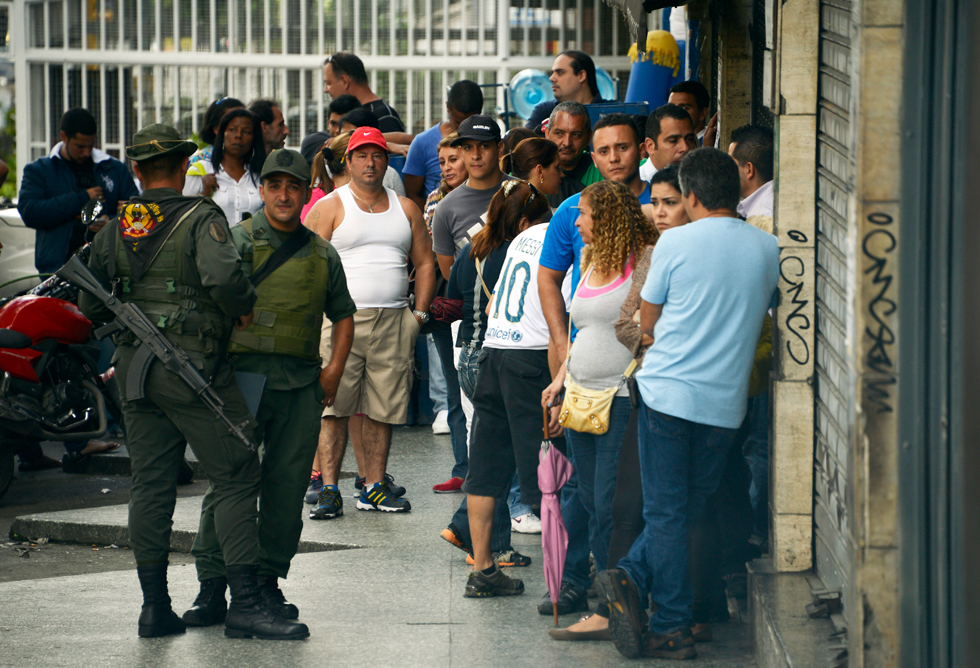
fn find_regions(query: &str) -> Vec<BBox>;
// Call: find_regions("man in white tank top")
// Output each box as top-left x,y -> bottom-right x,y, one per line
304,127 -> 436,516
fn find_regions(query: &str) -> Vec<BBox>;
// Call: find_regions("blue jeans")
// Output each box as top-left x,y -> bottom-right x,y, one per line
560,469 -> 593,590
565,396 -> 631,574
742,392 -> 769,540
431,328 -> 468,479
427,335 -> 448,413
618,407 -> 738,634
449,493 -> 513,553
457,341 -> 480,399
508,474 -> 534,519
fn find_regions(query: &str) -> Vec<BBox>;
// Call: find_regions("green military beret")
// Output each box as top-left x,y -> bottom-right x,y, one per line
261,149 -> 312,184
126,124 -> 198,162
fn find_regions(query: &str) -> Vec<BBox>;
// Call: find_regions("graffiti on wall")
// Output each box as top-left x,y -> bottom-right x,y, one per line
862,212 -> 897,414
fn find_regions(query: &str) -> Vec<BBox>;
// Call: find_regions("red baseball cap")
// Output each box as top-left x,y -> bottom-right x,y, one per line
346,126 -> 388,154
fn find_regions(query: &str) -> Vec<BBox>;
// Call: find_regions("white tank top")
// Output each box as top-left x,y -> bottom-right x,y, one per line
332,185 -> 413,309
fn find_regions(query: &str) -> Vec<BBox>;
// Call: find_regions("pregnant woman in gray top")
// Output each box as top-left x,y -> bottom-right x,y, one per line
541,180 -> 659,636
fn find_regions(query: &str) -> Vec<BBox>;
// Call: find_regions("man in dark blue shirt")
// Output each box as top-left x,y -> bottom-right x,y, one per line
18,108 -> 139,274
524,51 -> 607,134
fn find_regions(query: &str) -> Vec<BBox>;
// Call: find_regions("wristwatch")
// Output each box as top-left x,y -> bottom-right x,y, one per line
412,309 -> 431,324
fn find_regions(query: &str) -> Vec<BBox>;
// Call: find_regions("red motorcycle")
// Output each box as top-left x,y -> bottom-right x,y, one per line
0,245 -> 120,500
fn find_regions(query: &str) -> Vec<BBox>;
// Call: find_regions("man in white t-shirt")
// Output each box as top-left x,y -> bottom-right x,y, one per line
462,214 -> 571,598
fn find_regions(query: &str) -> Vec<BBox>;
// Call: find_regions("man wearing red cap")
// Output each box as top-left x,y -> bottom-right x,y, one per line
304,127 -> 436,516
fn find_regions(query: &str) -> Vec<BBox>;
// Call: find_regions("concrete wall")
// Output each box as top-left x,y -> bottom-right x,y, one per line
768,0 -> 904,663
770,0 -> 819,573
846,0 -> 904,664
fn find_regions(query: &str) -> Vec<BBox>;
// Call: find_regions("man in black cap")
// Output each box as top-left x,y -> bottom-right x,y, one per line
429,115 -> 510,281
79,124 -> 308,641
185,149 -> 356,626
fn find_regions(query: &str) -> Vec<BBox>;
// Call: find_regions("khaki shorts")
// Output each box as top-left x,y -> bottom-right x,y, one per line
320,307 -> 420,424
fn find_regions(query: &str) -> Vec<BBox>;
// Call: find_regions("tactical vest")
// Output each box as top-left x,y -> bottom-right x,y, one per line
111,208 -> 228,356
226,222 -> 331,360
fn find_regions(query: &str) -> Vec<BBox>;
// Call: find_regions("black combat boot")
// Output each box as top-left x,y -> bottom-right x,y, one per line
182,576 -> 228,626
224,565 -> 310,640
258,575 -> 300,620
136,563 -> 187,638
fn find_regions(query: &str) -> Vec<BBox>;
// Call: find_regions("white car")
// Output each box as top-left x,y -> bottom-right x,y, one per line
0,204 -> 42,298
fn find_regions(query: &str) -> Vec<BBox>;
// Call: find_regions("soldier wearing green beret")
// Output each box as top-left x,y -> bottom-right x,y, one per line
184,148 -> 356,624
79,124 -> 309,641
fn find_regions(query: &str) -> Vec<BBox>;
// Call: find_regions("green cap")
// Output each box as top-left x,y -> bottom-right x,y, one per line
126,123 -> 198,162
261,149 -> 311,183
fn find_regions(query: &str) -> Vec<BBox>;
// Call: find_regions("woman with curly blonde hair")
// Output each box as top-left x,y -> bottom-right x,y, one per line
541,179 -> 658,638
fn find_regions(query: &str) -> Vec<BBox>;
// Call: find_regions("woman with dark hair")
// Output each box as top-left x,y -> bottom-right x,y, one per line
184,108 -> 264,226
441,179 -> 557,582
500,137 -> 562,198
189,97 -> 244,166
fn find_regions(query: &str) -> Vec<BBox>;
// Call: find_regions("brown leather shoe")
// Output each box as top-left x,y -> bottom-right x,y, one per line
641,628 -> 697,660
596,569 -> 646,658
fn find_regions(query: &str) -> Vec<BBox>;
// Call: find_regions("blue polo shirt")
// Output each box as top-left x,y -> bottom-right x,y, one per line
402,123 -> 444,195
636,217 -> 779,429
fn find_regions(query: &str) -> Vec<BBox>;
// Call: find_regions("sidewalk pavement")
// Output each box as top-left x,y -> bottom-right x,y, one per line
0,427 -> 755,667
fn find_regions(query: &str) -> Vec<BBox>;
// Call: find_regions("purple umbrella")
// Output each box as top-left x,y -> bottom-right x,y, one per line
538,406 -> 574,626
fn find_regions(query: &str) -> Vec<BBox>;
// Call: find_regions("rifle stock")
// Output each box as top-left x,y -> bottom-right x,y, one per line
56,255 -> 258,452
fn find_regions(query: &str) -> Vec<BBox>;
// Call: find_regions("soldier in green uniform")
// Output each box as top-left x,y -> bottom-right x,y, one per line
183,149 -> 356,625
79,124 -> 309,641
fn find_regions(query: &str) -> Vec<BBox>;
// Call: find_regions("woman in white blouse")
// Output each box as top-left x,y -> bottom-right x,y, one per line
184,108 -> 265,226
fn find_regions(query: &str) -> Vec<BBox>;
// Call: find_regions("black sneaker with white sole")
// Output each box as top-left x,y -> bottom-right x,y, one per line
356,481 -> 411,513
464,565 -> 525,598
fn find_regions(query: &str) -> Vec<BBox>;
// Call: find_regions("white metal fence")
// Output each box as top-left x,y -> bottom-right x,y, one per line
9,0 -> 638,184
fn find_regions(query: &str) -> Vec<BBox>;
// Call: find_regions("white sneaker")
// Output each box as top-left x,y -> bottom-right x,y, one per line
511,512 -> 542,534
431,410 -> 450,435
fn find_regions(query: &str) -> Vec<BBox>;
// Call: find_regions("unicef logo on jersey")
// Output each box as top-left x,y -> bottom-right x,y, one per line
510,330 -> 523,342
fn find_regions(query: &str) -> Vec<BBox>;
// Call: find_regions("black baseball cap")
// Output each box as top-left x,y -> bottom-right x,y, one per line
450,115 -> 501,146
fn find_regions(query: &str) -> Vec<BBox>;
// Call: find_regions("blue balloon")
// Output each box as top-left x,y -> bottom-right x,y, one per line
595,67 -> 618,101
509,69 -> 555,120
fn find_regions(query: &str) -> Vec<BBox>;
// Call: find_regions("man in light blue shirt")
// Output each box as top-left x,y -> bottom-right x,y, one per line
596,148 -> 779,660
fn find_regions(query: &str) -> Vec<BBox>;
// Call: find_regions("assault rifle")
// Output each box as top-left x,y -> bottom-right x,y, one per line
56,255 -> 258,452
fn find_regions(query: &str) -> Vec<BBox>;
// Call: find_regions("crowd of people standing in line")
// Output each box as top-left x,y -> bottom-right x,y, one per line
16,48 -> 780,660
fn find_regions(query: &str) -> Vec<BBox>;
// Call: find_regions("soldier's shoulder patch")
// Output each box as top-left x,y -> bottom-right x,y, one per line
209,221 -> 228,243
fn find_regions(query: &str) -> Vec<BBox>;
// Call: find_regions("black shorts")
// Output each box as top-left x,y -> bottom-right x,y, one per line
462,347 -> 551,508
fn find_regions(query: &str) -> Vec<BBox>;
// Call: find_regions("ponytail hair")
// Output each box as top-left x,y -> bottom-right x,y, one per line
499,137 -> 559,181
469,180 -> 549,261
311,131 -> 352,192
